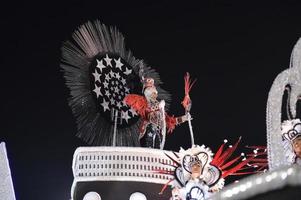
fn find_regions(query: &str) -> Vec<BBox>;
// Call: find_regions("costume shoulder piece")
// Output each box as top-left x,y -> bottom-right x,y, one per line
60,20 -> 170,146
123,94 -> 148,118
266,38 -> 301,169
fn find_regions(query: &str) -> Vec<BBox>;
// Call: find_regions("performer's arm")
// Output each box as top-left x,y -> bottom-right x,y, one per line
165,113 -> 189,133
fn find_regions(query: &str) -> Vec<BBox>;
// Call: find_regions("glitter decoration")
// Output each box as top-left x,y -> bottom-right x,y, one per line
266,38 -> 301,170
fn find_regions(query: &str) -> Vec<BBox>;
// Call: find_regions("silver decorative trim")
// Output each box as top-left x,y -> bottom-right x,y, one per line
266,38 -> 301,170
209,165 -> 301,200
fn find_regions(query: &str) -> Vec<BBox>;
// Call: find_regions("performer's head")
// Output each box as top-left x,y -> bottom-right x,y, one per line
143,78 -> 158,102
281,119 -> 301,159
183,154 -> 203,179
191,162 -> 202,179
293,136 -> 301,158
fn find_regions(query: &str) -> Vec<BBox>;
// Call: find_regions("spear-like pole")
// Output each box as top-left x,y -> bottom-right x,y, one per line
181,72 -> 196,146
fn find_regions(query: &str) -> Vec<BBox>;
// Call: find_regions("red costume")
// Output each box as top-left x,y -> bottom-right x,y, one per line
124,78 -> 186,148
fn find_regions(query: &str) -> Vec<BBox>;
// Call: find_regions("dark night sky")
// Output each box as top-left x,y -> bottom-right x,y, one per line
2,1 -> 301,200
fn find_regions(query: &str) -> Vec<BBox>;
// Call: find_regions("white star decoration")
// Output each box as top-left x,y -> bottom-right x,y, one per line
115,72 -> 121,79
109,71 -> 115,78
124,67 -> 132,75
105,90 -> 110,97
101,99 -> 110,112
92,70 -> 101,83
125,87 -> 130,93
116,102 -> 122,109
103,81 -> 109,88
129,108 -> 137,117
91,55 -> 138,124
114,87 -> 120,94
121,78 -> 126,85
96,59 -> 106,72
110,99 -> 115,105
111,80 -> 115,86
114,57 -> 124,70
104,54 -> 112,67
121,111 -> 131,123
121,110 -> 131,123
105,74 -> 111,81
121,101 -> 127,107
93,85 -> 102,98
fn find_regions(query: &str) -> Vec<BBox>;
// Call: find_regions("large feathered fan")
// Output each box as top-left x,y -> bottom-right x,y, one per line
60,20 -> 171,146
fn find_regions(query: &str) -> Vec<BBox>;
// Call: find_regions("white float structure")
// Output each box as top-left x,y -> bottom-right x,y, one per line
71,146 -> 175,200
0,142 -> 16,200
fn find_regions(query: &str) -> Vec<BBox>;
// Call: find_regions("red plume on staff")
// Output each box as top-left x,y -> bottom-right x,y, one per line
181,72 -> 196,146
181,72 -> 196,112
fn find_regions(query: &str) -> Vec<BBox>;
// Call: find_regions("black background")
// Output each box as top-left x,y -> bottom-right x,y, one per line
2,1 -> 301,200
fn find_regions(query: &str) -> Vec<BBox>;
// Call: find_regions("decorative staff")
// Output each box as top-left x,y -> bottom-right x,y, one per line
181,72 -> 196,146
